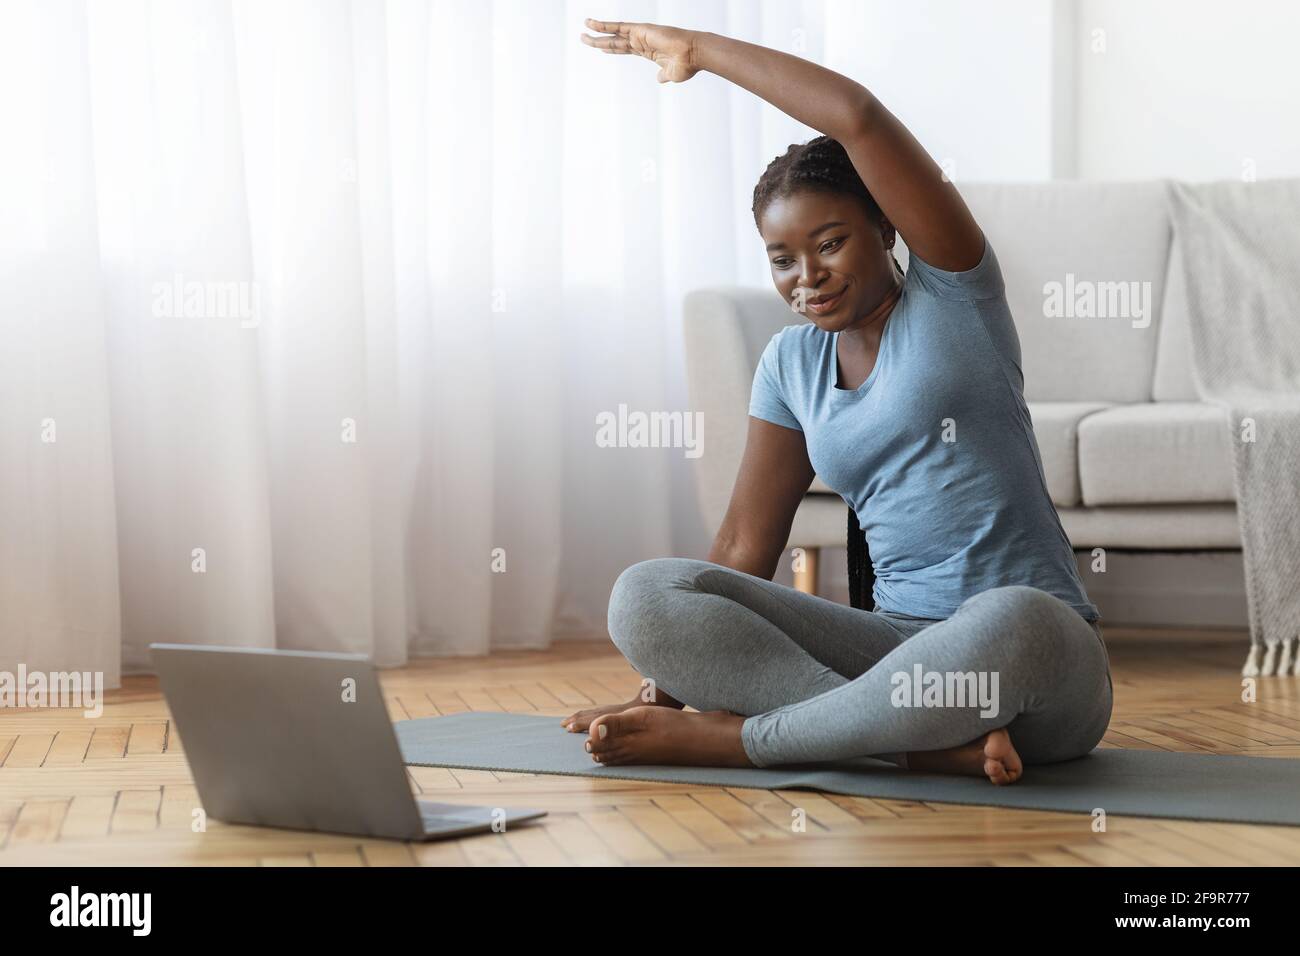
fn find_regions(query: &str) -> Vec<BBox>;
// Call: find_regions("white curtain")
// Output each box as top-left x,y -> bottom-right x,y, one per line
0,0 -> 825,685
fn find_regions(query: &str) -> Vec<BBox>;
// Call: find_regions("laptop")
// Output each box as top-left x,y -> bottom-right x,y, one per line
150,644 -> 546,841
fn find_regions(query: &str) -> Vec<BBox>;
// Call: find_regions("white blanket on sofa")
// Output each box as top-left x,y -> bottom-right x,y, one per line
1167,179 -> 1300,676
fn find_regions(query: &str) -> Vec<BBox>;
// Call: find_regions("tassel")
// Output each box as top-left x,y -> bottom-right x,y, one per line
1261,642 -> 1279,677
1242,643 -> 1261,677
1279,637 -> 1295,678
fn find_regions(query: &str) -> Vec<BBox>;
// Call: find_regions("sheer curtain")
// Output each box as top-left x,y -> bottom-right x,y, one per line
0,0 -> 824,685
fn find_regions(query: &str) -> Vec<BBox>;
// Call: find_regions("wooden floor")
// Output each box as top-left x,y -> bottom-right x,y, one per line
2,629 -> 1299,867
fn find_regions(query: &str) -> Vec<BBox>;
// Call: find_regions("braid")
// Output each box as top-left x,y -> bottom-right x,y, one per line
752,135 -> 883,229
846,503 -> 875,610
756,137 -> 882,611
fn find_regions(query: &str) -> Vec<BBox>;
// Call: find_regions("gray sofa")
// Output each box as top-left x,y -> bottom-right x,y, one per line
683,181 -> 1242,619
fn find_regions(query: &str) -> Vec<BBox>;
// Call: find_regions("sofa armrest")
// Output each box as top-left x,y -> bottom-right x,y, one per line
682,288 -> 801,535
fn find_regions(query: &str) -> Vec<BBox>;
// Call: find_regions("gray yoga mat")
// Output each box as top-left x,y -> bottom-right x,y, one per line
396,711 -> 1300,827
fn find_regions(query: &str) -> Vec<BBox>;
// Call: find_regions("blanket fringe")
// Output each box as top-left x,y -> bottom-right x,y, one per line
1280,638 -> 1296,678
1242,643 -> 1262,677
1262,642 -> 1279,677
1243,639 -> 1300,677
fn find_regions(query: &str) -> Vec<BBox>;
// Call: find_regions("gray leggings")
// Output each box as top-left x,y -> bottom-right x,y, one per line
606,558 -> 1113,768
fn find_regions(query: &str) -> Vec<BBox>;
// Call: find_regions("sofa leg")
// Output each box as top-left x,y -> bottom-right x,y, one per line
793,546 -> 820,596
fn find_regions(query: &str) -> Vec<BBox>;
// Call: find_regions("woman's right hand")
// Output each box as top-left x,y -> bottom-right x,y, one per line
580,18 -> 702,84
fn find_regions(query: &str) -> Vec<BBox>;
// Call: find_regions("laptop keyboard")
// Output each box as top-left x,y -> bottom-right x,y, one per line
419,802 -> 492,824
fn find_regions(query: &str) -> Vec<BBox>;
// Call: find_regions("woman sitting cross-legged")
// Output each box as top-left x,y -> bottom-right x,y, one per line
563,19 -> 1113,785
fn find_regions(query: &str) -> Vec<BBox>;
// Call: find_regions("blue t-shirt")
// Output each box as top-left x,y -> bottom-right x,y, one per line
748,239 -> 1099,622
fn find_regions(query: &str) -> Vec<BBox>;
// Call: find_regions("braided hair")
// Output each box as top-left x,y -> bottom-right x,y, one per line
845,507 -> 876,611
753,136 -> 882,611
751,135 -> 883,230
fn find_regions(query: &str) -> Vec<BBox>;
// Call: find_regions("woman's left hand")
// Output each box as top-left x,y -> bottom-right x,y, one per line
580,18 -> 701,84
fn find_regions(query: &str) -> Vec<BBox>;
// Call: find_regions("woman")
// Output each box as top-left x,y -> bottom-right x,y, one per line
564,19 -> 1113,785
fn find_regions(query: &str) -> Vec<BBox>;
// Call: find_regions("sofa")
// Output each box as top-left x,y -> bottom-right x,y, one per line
683,180 -> 1244,624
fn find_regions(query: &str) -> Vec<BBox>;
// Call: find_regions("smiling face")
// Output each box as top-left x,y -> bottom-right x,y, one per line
759,189 -> 898,333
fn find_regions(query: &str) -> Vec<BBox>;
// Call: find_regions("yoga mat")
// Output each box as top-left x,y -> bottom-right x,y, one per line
396,712 -> 1300,827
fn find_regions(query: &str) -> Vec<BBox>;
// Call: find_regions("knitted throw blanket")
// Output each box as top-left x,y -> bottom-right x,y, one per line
1166,179 -> 1300,676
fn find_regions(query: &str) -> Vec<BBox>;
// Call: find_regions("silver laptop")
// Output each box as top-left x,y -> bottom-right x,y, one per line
150,644 -> 546,841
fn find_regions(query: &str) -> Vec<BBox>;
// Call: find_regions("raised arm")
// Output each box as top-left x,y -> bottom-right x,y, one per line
582,19 -> 984,271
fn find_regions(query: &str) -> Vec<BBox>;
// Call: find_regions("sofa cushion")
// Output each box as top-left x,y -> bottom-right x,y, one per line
949,181 -> 1172,404
1055,504 -> 1237,548
1151,233 -> 1200,401
1027,402 -> 1112,507
1058,505 -> 1241,549
1078,403 -> 1235,505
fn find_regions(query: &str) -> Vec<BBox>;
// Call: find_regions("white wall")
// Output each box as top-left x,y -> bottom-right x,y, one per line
719,0 -> 1300,184
819,0 -> 1069,183
810,0 -> 1300,183
1075,0 -> 1300,181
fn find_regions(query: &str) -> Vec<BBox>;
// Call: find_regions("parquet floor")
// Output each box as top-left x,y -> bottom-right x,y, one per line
2,629 -> 1299,866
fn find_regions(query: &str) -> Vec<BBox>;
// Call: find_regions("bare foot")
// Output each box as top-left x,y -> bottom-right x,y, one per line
586,706 -> 752,767
560,681 -> 681,733
905,728 -> 1024,785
